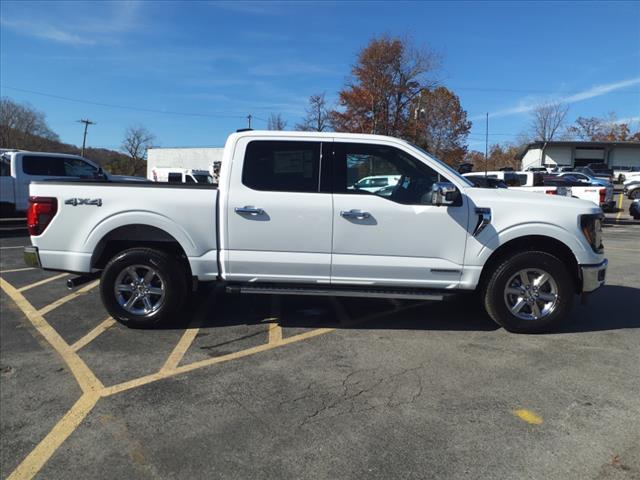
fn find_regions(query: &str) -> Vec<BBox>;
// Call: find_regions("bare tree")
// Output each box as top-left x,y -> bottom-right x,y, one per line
0,97 -> 59,149
296,93 -> 331,132
121,125 -> 155,176
530,101 -> 569,141
267,113 -> 287,130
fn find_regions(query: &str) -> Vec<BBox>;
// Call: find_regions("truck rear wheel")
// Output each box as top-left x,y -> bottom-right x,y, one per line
100,248 -> 187,328
483,251 -> 574,333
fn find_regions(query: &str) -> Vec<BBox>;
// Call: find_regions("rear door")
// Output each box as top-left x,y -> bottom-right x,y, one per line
330,141 -> 470,288
224,137 -> 333,283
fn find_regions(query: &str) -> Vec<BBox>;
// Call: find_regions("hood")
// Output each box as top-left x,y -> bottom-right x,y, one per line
466,185 -> 601,214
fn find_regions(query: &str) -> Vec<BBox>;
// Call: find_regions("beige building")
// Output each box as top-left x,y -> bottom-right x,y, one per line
519,141 -> 640,170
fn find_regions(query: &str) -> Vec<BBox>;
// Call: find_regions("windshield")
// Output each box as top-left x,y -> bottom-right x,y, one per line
408,143 -> 473,187
192,174 -> 214,184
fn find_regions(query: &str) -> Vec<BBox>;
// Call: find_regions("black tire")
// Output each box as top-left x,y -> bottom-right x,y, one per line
100,248 -> 187,328
630,189 -> 640,200
482,251 -> 575,334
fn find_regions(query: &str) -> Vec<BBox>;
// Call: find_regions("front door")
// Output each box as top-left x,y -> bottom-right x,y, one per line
225,138 -> 333,283
331,142 -> 470,288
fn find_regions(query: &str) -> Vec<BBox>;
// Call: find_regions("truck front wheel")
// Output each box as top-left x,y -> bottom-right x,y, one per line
100,248 -> 187,328
483,251 -> 574,333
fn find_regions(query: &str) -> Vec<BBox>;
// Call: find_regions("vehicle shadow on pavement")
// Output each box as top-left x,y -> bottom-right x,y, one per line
162,284 -> 640,335
558,285 -> 640,333
162,286 -> 500,332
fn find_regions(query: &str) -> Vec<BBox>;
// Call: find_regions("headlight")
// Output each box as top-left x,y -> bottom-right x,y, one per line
580,214 -> 604,253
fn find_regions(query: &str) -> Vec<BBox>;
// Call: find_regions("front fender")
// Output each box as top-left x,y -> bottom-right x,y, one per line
470,221 -> 595,266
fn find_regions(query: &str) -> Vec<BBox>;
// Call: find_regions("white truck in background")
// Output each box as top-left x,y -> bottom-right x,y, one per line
149,168 -> 214,184
463,171 -> 572,197
0,150 -> 143,215
24,131 -> 607,334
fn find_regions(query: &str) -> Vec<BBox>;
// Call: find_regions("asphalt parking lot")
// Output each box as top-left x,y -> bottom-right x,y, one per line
1,193 -> 639,480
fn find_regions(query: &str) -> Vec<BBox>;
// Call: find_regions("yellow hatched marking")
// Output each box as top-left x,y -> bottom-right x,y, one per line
6,393 -> 100,480
18,273 -> 69,292
268,322 -> 283,344
2,274 -> 426,480
0,267 -> 35,274
70,317 -> 117,352
103,327 -> 336,397
37,280 -> 99,316
0,278 -> 104,394
160,328 -> 201,373
514,409 -> 543,425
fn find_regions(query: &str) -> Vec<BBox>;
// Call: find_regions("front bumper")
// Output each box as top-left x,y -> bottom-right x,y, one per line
581,259 -> 607,293
24,246 -> 41,268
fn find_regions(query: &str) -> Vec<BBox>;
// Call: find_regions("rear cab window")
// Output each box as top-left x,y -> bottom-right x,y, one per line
22,155 -> 97,177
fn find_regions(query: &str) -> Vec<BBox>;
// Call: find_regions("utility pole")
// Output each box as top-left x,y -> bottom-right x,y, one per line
484,112 -> 489,175
247,114 -> 252,129
77,119 -> 96,157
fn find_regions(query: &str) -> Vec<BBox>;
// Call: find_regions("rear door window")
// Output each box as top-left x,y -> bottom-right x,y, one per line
242,141 -> 321,193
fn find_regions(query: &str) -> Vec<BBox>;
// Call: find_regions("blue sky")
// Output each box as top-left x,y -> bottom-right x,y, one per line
1,0 -> 639,152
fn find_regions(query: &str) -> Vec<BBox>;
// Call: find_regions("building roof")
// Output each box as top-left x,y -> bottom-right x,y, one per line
518,140 -> 640,160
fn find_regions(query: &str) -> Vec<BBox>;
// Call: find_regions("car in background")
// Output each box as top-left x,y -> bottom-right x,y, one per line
585,163 -> 615,183
464,175 -> 508,189
555,171 -> 612,187
574,166 -> 614,184
630,199 -> 640,220
613,166 -> 640,183
353,175 -> 401,192
624,180 -> 640,200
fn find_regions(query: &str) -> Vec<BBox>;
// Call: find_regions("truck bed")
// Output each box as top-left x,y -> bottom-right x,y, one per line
29,180 -> 219,280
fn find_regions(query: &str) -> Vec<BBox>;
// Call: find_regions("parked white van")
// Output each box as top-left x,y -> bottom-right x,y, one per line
149,168 -> 214,184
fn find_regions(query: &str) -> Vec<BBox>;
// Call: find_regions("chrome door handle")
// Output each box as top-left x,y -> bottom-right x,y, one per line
340,209 -> 371,220
235,206 -> 264,216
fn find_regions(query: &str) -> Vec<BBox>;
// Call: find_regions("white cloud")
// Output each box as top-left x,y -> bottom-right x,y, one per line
480,77 -> 640,120
0,1 -> 141,46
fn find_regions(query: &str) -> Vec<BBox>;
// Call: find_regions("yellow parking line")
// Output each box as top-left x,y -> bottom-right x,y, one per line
268,322 -> 283,344
103,327 -> 336,397
160,328 -> 200,373
70,317 -> 117,352
615,193 -> 624,222
18,273 -> 69,292
6,392 -> 100,480
514,409 -> 543,425
0,267 -> 35,274
0,278 -> 104,394
37,280 -> 100,316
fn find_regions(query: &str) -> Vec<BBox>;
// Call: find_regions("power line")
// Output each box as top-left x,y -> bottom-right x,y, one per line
1,85 -> 261,120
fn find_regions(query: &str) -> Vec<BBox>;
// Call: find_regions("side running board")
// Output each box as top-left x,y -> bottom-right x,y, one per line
226,285 -> 449,301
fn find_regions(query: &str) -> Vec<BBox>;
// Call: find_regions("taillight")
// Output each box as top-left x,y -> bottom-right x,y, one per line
27,196 -> 57,236
545,189 -> 557,195
599,188 -> 605,204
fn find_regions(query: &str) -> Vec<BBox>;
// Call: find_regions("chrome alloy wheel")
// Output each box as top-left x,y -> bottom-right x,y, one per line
503,268 -> 559,321
114,265 -> 166,315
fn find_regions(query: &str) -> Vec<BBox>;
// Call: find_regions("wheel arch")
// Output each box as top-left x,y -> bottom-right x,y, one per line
478,235 -> 581,294
91,224 -> 192,279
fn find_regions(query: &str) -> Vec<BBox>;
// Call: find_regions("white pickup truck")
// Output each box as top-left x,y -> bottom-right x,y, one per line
0,150 -> 143,215
24,131 -> 608,333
